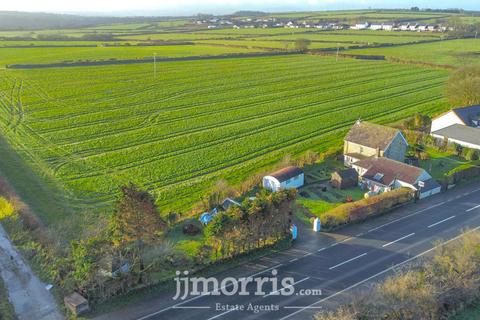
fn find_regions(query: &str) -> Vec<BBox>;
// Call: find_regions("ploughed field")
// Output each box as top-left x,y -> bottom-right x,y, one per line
0,54 -> 449,229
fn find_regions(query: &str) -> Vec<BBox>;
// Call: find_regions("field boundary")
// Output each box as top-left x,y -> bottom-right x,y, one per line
6,51 -> 295,69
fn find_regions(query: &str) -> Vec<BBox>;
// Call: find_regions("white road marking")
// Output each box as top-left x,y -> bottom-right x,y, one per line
330,242 -> 339,247
328,253 -> 367,270
382,233 -> 415,247
172,306 -> 211,309
136,264 -> 283,320
467,204 -> 480,212
427,215 -> 456,228
317,247 -> 327,252
263,277 -> 310,298
206,309 -> 234,320
356,232 -> 364,237
339,237 -> 353,243
279,225 -> 480,320
290,258 -> 298,262
367,201 -> 447,233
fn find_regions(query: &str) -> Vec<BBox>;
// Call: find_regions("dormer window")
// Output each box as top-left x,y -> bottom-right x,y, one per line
373,173 -> 384,181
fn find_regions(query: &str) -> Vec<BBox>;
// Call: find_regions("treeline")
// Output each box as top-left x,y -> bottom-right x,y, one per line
316,230 -> 480,320
0,11 -> 182,31
205,189 -> 296,260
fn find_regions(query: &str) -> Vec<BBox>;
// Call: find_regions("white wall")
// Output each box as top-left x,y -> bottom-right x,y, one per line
431,134 -> 480,151
263,174 -> 304,192
431,112 -> 465,132
280,174 -> 305,190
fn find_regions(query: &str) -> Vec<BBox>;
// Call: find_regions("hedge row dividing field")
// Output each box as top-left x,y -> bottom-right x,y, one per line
0,54 -> 449,239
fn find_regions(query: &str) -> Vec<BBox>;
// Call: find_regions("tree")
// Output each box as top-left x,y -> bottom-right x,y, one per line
109,183 -> 166,277
411,6 -> 420,11
445,65 -> 480,106
294,38 -> 311,52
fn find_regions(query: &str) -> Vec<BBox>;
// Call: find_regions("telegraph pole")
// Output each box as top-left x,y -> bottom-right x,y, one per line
153,52 -> 157,79
336,43 -> 340,62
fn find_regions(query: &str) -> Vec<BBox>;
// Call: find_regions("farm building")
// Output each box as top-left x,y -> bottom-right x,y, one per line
331,168 -> 359,189
431,124 -> 480,150
343,120 -> 408,166
430,105 -> 480,150
263,166 -> 304,192
352,157 -> 441,199
430,105 -> 480,132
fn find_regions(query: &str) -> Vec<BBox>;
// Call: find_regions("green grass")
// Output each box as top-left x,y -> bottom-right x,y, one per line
419,147 -> 469,180
346,38 -> 480,67
0,275 -> 16,320
0,54 -> 450,240
0,44 -> 265,67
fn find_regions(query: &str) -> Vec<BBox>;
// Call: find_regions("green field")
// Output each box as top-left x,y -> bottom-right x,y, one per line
0,44 -> 265,66
346,38 -> 480,66
0,54 -> 450,239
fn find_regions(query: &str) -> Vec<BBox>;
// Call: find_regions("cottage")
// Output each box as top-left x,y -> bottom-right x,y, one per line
343,120 -> 408,166
352,157 -> 441,198
263,166 -> 304,192
431,105 -> 480,132
331,168 -> 359,189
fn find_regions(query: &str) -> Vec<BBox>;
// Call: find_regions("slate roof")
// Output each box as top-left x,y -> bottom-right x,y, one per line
268,166 -> 303,182
452,105 -> 480,127
334,168 -> 359,181
345,121 -> 403,151
354,157 -> 426,186
432,124 -> 480,147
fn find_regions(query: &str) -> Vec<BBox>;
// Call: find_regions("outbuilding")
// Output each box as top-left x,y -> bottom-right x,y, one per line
263,166 -> 304,192
331,168 -> 359,189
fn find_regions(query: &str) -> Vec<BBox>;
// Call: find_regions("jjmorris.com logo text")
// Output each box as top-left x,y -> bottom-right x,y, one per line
173,269 -> 322,300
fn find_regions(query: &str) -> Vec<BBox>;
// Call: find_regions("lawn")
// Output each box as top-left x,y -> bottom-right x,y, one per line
418,147 -> 470,180
297,160 -> 365,218
0,53 -> 450,240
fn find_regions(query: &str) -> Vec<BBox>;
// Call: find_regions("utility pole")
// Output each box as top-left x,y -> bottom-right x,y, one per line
153,52 -> 157,79
336,43 -> 340,62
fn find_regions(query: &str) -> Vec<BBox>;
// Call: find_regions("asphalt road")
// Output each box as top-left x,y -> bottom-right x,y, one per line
100,182 -> 480,320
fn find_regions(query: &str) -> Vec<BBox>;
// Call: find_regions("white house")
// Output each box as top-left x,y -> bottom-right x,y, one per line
263,166 -> 304,192
352,157 -> 441,199
370,24 -> 383,30
383,24 -> 394,31
353,22 -> 369,30
431,105 -> 480,132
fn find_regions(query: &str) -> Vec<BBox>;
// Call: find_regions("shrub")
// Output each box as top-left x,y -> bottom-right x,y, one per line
0,197 -> 14,220
321,188 -> 413,230
182,223 -> 201,236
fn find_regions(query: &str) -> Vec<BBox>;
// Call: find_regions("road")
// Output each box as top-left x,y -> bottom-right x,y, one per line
98,182 -> 480,320
0,223 -> 63,320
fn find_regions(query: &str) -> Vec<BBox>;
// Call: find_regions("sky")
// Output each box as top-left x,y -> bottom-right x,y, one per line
0,0 -> 478,16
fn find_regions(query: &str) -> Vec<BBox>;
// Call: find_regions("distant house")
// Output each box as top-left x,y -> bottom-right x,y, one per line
353,22 -> 370,30
400,24 -> 410,31
352,157 -> 441,199
331,168 -> 358,189
263,166 -> 304,192
343,120 -> 409,166
383,24 -> 394,31
431,105 -> 480,132
370,24 -> 383,30
431,124 -> 480,150
417,25 -> 428,32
